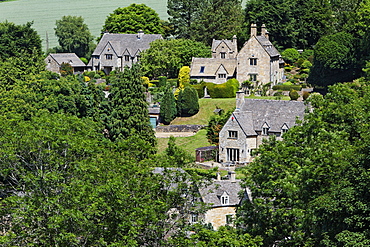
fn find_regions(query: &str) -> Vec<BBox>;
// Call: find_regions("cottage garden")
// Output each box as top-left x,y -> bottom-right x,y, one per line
1,0 -> 370,246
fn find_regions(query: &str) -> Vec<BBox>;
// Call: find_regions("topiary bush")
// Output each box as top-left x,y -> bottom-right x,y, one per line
302,90 -> 310,101
289,89 -> 299,100
273,84 -> 302,91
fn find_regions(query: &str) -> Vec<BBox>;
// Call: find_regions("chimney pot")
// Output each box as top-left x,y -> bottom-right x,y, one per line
228,171 -> 236,182
250,23 -> 257,37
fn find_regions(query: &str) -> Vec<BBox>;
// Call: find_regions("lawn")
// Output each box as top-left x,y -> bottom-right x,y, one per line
170,98 -> 236,125
157,129 -> 213,158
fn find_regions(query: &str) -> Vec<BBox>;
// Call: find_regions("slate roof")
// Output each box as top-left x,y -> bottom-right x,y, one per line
255,35 -> 281,57
234,99 -> 306,135
47,53 -> 85,67
92,33 -> 162,57
211,39 -> 236,53
199,179 -> 244,207
190,57 -> 237,77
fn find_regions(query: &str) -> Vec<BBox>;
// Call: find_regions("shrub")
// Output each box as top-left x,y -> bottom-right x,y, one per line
272,84 -> 302,91
177,87 -> 199,117
178,66 -> 190,88
167,79 -> 178,87
282,48 -> 300,64
302,91 -> 310,101
158,76 -> 167,87
289,89 -> 299,100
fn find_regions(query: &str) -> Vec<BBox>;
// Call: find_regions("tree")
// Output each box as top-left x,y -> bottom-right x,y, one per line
105,64 -> 156,148
140,39 -> 211,78
308,32 -> 360,88
190,0 -> 244,45
167,0 -> 205,39
281,48 -> 300,65
54,15 -> 95,59
101,4 -> 164,36
178,66 -> 190,88
244,0 -> 334,49
0,21 -> 42,59
160,85 -> 177,124
206,110 -> 233,145
237,81 -> 370,246
177,87 -> 199,117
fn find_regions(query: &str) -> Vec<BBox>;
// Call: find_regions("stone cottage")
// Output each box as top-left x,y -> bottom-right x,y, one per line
218,92 -> 306,164
190,24 -> 284,88
89,31 -> 162,74
45,53 -> 86,74
198,171 -> 249,230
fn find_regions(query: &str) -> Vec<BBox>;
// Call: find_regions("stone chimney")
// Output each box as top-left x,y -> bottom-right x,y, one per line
261,24 -> 269,40
137,30 -> 144,39
232,35 -> 238,56
236,90 -> 245,111
216,172 -> 221,181
250,23 -> 257,37
228,171 -> 236,182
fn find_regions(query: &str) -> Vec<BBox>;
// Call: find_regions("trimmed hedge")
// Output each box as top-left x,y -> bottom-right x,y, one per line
192,79 -> 239,98
272,84 -> 302,91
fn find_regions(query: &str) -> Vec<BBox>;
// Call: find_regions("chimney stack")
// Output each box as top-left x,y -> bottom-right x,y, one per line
236,90 -> 245,111
228,171 -> 236,182
216,172 -> 221,181
137,30 -> 144,39
250,23 -> 257,37
261,24 -> 269,40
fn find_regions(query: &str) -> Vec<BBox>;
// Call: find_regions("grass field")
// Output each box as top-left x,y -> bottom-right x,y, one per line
157,129 -> 212,157
171,98 -> 236,125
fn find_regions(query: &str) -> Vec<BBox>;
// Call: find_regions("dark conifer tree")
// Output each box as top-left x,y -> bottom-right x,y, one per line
177,87 -> 199,117
160,85 -> 177,125
106,65 -> 156,147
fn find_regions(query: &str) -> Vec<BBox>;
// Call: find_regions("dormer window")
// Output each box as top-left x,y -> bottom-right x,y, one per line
124,55 -> 130,61
220,52 -> 226,59
221,192 -> 229,205
281,123 -> 289,134
200,66 -> 205,73
250,58 -> 257,65
106,54 -> 113,60
218,74 -> 226,79
262,122 -> 270,135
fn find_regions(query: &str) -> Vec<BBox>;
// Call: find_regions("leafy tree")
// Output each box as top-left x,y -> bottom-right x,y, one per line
177,86 -> 199,117
190,0 -> 244,45
206,109 -> 233,145
237,81 -> 370,246
101,4 -> 164,36
245,0 -> 334,49
178,66 -> 190,88
160,84 -> 177,124
167,0 -> 205,39
105,64 -> 156,148
282,48 -> 300,64
54,15 -> 95,59
140,39 -> 211,78
308,32 -> 360,88
0,21 -> 42,59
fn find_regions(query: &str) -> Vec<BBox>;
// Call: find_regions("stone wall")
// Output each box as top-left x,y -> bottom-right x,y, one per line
204,206 -> 236,230
156,125 -> 205,133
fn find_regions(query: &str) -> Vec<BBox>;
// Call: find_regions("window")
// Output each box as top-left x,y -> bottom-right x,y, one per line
250,58 -> 257,65
226,214 -> 233,224
281,124 -> 289,134
249,74 -> 257,81
228,131 -> 238,139
200,66 -> 205,73
262,127 -> 269,135
226,148 -> 239,161
221,194 -> 229,205
124,55 -> 130,61
218,74 -> 226,79
220,52 -> 226,59
106,54 -> 113,60
191,214 -> 198,223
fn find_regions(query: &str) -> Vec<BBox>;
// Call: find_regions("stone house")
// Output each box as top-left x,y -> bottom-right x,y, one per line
197,171 -> 249,230
190,24 -> 284,88
218,92 -> 306,164
45,53 -> 86,74
89,31 -> 162,74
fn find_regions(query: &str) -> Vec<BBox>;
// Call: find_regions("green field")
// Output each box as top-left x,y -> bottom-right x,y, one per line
0,0 -> 247,52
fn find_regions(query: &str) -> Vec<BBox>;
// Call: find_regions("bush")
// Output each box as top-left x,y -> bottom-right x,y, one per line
282,48 -> 300,64
158,76 -> 167,87
272,84 -> 302,91
302,91 -> 310,101
167,79 -> 178,87
289,89 -> 299,100
177,87 -> 199,116
195,79 -> 240,98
